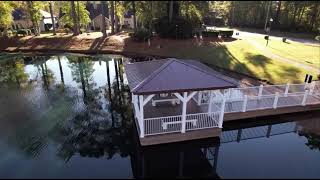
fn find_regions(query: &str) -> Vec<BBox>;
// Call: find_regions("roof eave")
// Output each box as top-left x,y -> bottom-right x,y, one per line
131,85 -> 237,95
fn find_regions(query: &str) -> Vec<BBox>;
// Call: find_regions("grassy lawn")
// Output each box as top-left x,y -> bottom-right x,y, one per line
143,38 -> 319,84
250,36 -> 320,68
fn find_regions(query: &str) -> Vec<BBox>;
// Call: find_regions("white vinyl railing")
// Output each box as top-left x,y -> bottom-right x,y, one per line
186,112 -> 220,131
144,115 -> 182,136
198,81 -> 319,105
144,112 -> 220,136
138,81 -> 320,137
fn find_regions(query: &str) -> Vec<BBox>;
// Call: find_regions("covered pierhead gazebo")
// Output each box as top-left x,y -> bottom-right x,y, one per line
125,58 -> 238,138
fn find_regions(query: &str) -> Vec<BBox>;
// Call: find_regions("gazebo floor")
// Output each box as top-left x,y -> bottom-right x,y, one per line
144,99 -> 206,119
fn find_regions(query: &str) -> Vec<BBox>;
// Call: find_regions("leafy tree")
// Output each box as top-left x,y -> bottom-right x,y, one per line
0,1 -> 15,34
27,1 -> 46,36
59,1 -> 90,33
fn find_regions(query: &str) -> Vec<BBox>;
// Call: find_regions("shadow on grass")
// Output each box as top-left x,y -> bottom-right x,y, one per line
245,53 -> 271,67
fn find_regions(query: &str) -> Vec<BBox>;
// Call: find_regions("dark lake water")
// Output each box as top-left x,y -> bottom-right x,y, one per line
0,53 -> 319,179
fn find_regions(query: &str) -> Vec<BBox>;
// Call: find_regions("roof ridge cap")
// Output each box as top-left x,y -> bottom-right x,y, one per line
132,59 -> 174,93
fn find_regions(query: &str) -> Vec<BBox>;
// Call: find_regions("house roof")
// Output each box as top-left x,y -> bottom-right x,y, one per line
12,8 -> 28,21
125,58 -> 238,95
40,10 -> 56,18
86,2 -> 109,20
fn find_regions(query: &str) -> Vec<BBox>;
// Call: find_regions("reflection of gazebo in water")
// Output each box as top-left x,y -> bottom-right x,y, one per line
130,137 -> 221,178
125,58 -> 238,145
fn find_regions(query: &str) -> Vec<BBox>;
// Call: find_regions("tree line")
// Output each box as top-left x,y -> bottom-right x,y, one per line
0,1 -> 319,37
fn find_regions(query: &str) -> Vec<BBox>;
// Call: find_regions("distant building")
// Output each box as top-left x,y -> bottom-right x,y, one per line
91,14 -> 111,31
86,1 -> 135,31
12,8 -> 32,30
12,8 -> 58,32
123,9 -> 134,29
86,1 -> 110,31
39,10 -> 58,31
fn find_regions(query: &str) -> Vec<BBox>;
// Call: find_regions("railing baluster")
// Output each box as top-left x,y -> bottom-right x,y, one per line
284,83 -> 290,96
302,90 -> 309,106
258,84 -> 263,97
273,92 -> 279,109
242,95 -> 248,112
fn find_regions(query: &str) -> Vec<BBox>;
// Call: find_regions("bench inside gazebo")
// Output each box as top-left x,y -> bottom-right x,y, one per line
125,58 -> 238,145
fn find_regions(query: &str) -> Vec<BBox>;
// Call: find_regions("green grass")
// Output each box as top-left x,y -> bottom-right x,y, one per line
144,39 -> 318,84
251,36 -> 320,68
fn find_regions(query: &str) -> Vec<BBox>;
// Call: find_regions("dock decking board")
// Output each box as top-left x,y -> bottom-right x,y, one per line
140,128 -> 222,146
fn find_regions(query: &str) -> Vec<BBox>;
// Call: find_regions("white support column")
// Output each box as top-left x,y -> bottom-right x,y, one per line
181,92 -> 188,133
132,95 -> 140,119
242,95 -> 248,112
218,95 -> 226,128
310,81 -> 315,94
208,91 -> 213,114
273,92 -> 279,109
302,90 -> 309,106
197,91 -> 203,106
139,95 -> 145,138
284,83 -> 290,97
258,84 -> 263,98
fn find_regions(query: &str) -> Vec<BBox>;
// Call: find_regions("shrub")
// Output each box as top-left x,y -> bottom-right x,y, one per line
219,30 -> 233,38
17,29 -> 29,36
315,36 -> 320,41
202,30 -> 219,37
154,16 -> 193,39
5,30 -> 17,37
131,29 -> 151,42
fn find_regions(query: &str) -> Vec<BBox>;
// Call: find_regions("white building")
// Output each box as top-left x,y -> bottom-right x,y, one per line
39,10 -> 58,32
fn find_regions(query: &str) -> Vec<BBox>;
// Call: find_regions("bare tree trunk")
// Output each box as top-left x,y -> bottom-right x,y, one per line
291,3 -> 299,28
169,1 -> 173,23
274,1 -> 281,27
115,1 -> 119,33
71,1 -> 80,35
298,5 -> 306,25
49,1 -> 56,35
149,1 -> 153,35
77,1 -> 81,33
132,1 -> 137,33
264,1 -> 271,31
27,1 -> 40,36
101,1 -> 107,36
111,1 -> 115,34
310,2 -> 319,31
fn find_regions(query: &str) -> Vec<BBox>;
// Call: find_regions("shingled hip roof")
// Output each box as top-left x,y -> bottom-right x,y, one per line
125,58 -> 238,95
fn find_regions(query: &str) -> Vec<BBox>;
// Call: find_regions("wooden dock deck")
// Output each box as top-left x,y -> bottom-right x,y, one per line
133,81 -> 320,146
137,98 -> 320,146
139,128 -> 221,146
